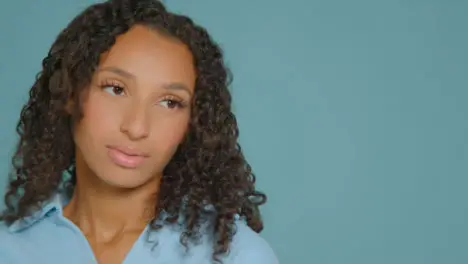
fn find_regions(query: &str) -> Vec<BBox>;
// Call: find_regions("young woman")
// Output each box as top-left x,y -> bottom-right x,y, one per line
0,0 -> 277,263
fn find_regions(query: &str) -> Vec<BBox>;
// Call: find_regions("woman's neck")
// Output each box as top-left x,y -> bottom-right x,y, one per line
63,170 -> 159,243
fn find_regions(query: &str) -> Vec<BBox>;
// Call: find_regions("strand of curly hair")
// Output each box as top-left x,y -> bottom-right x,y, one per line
1,0 -> 266,262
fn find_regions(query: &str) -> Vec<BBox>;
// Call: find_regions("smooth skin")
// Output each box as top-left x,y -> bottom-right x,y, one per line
63,25 -> 196,264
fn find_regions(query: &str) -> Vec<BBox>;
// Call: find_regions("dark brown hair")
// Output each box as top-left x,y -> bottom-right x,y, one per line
1,0 -> 266,261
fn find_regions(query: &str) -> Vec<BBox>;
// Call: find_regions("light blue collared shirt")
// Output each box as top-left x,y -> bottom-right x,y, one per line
0,193 -> 278,264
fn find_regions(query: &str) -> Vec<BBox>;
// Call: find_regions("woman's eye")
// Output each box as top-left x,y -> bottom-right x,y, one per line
159,99 -> 181,109
103,86 -> 125,96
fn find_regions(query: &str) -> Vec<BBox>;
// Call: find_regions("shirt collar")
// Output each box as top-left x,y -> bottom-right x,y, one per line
8,192 -> 66,233
7,192 -> 218,233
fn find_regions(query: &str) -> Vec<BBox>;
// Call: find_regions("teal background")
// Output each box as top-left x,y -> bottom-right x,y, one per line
1,0 -> 467,263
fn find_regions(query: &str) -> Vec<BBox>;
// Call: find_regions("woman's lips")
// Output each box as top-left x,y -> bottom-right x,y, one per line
106,146 -> 147,168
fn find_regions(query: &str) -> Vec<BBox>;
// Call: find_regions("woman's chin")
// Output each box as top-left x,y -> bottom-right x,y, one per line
95,169 -> 154,190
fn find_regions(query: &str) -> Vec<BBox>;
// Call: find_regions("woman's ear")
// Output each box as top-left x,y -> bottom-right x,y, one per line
64,99 -> 74,115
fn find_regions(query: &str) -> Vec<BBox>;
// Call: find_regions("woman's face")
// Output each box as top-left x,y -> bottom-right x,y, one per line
72,25 -> 196,189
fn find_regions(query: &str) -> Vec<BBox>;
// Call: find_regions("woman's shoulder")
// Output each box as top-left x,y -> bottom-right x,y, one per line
162,217 -> 278,263
0,220 -> 16,239
0,221 -> 30,263
224,219 -> 279,264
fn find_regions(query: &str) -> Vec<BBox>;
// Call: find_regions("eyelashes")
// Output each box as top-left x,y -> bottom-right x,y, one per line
99,79 -> 126,96
98,80 -> 188,109
158,96 -> 188,109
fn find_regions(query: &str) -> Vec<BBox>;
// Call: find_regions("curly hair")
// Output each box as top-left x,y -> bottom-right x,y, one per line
1,0 -> 266,261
